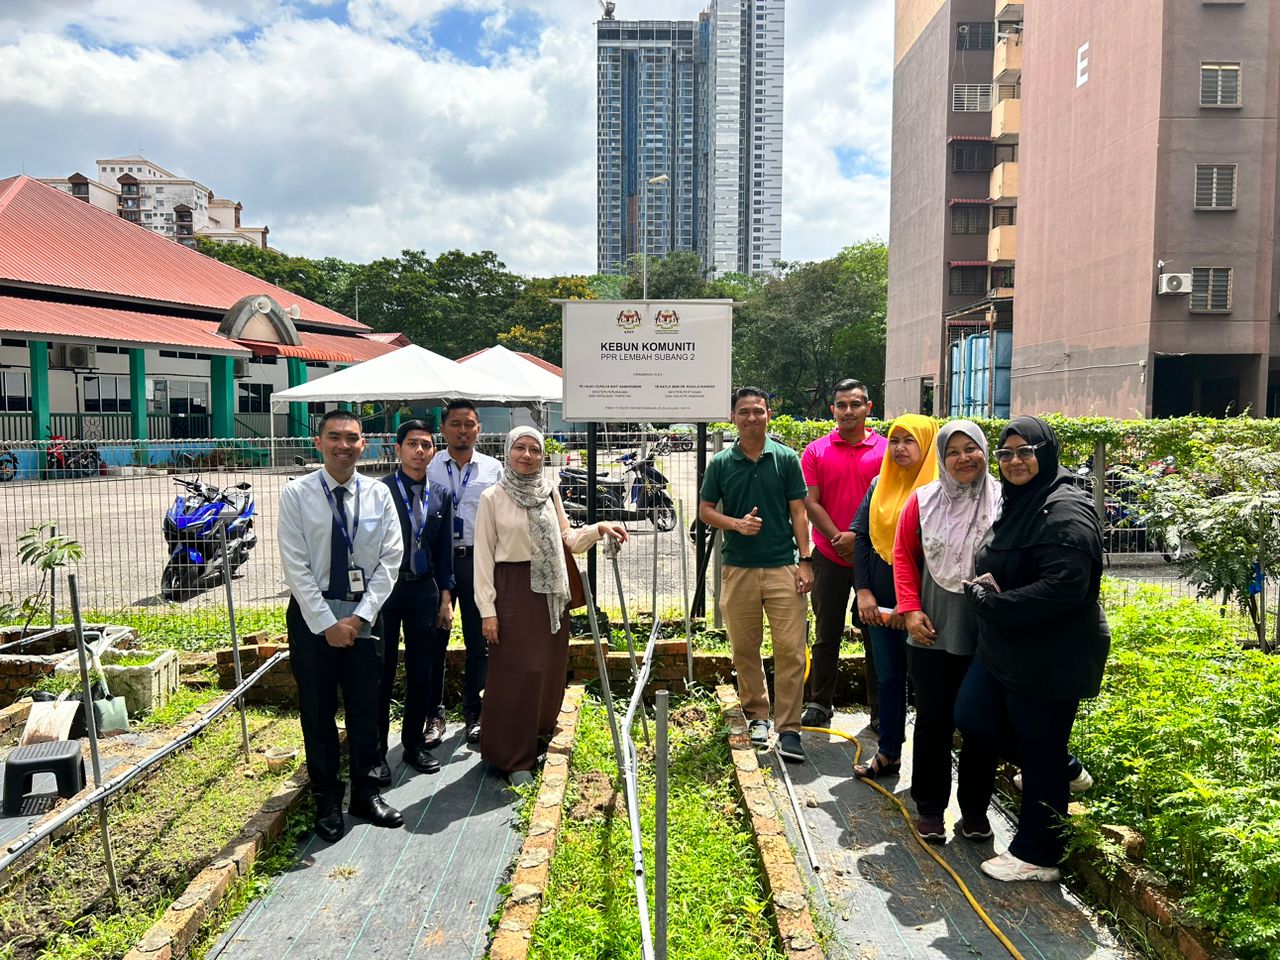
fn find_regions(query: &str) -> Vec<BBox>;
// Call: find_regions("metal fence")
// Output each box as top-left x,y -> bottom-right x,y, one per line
0,428 -> 707,643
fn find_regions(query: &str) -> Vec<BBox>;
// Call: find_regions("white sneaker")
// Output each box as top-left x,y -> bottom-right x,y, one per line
980,851 -> 1061,883
1012,765 -> 1094,794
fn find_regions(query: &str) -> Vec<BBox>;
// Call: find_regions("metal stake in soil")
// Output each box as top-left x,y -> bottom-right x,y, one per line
68,573 -> 121,902
655,689 -> 669,960
49,523 -> 57,628
676,500 -> 692,685
218,523 -> 252,763
580,559 -> 626,780
776,743 -> 821,873
604,535 -> 648,743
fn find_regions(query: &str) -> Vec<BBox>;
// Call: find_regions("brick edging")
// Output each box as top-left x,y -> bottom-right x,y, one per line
124,761 -> 314,960
1067,823 -> 1236,960
488,684 -> 585,960
715,684 -> 821,958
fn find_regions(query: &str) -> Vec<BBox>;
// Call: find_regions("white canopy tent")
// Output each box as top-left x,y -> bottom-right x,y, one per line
456,344 -> 563,401
268,343 -> 554,446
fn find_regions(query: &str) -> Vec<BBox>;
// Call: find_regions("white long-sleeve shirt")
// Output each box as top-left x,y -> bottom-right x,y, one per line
278,467 -> 403,635
427,449 -> 502,547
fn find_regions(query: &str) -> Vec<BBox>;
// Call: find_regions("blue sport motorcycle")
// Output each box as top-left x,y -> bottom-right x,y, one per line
162,472 -> 257,601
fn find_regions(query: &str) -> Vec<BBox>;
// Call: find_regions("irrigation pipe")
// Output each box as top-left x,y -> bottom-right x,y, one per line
0,649 -> 290,878
802,724 -> 1026,960
773,744 -> 821,873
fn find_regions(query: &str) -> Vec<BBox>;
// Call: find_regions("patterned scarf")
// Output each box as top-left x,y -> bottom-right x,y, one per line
915,420 -> 1000,592
498,426 -> 570,630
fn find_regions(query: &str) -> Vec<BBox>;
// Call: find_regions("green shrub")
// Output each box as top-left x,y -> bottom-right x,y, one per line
1077,583 -> 1280,957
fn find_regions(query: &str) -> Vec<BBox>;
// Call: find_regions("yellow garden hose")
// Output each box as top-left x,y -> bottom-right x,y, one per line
799,725 -> 1027,960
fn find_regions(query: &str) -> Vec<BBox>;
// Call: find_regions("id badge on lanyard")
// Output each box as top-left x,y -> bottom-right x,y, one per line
395,474 -> 430,573
321,476 -> 365,595
446,461 -> 473,540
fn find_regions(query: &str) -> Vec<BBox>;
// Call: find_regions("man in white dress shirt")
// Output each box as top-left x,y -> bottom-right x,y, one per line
278,409 -> 404,842
427,399 -> 502,744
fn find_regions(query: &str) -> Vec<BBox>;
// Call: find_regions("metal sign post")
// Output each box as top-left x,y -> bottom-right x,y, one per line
655,689 -> 669,960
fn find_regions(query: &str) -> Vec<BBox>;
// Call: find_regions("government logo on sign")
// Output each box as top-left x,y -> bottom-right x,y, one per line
654,309 -> 680,331
616,309 -> 642,330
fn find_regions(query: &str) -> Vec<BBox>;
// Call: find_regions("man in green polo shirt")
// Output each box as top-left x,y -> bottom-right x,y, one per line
700,386 -> 814,763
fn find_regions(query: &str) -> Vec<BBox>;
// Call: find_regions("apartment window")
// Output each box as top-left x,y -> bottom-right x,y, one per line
1190,267 -> 1232,311
1200,63 -> 1241,106
997,83 -> 1019,102
949,266 -> 988,296
951,206 -> 987,234
952,84 -> 993,111
956,22 -> 995,50
991,266 -> 1015,289
1195,164 -> 1237,208
952,142 -> 993,172
992,206 -> 1017,226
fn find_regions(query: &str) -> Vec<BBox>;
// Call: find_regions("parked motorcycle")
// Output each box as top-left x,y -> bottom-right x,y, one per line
0,444 -> 18,482
161,468 -> 258,601
559,448 -> 677,531
46,436 -> 103,478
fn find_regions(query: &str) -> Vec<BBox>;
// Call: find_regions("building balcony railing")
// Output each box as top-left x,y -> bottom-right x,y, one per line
994,34 -> 1022,82
988,224 -> 1017,265
992,97 -> 1020,142
995,0 -> 1024,23
989,161 -> 1019,203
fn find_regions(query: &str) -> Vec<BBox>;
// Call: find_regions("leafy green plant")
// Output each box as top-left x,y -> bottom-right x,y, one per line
1074,583 -> 1280,957
16,521 -> 84,634
1131,445 -> 1280,649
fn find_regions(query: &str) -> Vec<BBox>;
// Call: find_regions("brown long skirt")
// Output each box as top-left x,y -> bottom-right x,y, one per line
480,562 -> 570,775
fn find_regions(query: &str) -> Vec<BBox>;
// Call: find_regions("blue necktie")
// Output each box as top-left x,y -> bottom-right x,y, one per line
327,486 -> 349,596
411,483 -> 427,575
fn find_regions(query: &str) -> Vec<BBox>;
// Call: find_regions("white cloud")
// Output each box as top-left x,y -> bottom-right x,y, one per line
0,1 -> 892,275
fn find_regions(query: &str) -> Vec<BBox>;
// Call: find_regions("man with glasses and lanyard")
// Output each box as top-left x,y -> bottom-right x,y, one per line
377,420 -> 455,781
428,399 -> 502,744
279,409 -> 404,842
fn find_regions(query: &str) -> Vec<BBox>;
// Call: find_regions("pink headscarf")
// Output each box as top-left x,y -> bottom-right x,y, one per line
914,420 -> 1000,592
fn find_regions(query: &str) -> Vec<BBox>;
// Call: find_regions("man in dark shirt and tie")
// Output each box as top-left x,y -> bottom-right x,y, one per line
377,420 -> 455,780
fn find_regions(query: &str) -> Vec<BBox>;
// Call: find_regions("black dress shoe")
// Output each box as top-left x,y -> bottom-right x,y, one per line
348,793 -> 404,828
424,716 -> 446,749
466,721 -> 481,744
406,747 -> 441,774
374,762 -> 393,787
314,803 -> 344,842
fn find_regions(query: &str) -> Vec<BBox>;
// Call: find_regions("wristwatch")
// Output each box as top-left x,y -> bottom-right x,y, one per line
798,556 -> 813,563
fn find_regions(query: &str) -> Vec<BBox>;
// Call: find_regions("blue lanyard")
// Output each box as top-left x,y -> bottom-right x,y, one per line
445,460 -> 474,507
318,476 -> 360,560
394,473 -> 428,544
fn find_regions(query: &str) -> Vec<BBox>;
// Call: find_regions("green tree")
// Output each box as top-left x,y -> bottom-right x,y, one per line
620,251 -> 719,300
732,239 -> 888,415
194,238 -> 345,307
498,275 -> 594,365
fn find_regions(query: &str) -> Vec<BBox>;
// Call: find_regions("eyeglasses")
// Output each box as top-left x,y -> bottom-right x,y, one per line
993,442 -> 1045,463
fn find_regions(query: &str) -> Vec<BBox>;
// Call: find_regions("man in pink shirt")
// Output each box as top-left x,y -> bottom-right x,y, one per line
800,379 -> 887,727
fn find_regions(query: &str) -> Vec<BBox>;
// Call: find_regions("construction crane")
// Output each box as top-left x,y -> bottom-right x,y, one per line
599,0 -> 616,20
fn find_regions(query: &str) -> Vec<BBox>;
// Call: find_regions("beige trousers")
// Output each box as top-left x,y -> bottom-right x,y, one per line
720,564 -> 809,734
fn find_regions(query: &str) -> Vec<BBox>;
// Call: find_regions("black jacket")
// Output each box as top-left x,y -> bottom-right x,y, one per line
381,471 -> 455,593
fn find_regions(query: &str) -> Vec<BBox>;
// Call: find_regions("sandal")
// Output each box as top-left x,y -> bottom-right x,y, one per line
854,753 -> 901,779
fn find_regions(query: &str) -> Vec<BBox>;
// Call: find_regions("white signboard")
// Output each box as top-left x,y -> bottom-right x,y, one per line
561,300 -> 733,422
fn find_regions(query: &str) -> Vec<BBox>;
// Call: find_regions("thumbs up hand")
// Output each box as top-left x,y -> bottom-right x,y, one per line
737,506 -> 763,537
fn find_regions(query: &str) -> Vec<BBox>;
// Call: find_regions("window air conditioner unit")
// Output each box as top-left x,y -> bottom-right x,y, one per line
55,343 -> 97,368
233,358 -> 250,379
1158,273 -> 1192,295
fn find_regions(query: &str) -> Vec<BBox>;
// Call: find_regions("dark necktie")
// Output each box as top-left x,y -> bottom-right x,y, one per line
410,483 -> 427,575
327,486 -> 349,596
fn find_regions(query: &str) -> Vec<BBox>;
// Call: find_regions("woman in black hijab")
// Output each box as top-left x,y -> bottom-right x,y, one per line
956,416 -> 1110,882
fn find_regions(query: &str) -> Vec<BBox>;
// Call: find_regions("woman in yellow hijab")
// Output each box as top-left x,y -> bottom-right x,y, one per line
851,414 -> 939,777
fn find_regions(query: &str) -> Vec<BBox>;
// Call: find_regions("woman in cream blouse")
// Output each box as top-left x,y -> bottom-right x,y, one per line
474,426 -> 627,785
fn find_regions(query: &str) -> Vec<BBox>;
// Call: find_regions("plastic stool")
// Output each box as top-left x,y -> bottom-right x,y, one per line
3,740 -> 86,815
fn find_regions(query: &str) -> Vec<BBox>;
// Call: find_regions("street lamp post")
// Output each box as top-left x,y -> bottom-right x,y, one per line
641,174 -> 670,301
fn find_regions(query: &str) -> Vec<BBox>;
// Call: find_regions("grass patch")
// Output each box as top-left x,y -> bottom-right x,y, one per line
0,706 -> 304,960
530,695 -> 784,960
1074,582 -> 1280,959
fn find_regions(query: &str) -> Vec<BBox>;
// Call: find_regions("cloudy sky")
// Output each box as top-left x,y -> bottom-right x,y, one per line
0,0 -> 892,277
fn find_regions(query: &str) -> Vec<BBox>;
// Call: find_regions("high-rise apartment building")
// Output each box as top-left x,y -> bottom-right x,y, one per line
596,0 -> 783,277
40,155 -> 269,249
886,0 -> 1280,419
